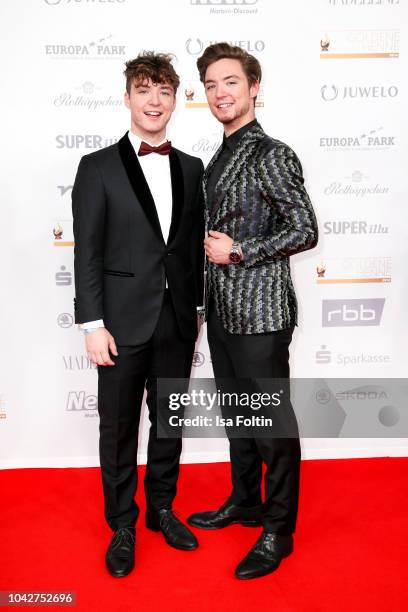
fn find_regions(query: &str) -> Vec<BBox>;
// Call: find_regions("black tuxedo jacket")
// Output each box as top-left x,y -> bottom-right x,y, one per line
72,132 -> 204,345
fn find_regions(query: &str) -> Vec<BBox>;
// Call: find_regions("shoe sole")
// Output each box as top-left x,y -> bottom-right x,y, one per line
187,519 -> 262,530
145,520 -> 198,551
105,562 -> 134,578
235,547 -> 293,580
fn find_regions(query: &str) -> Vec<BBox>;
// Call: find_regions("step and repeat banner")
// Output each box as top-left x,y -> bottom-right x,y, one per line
1,0 -> 407,467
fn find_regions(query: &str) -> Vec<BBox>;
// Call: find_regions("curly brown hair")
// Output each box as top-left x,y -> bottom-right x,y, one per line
124,52 -> 180,94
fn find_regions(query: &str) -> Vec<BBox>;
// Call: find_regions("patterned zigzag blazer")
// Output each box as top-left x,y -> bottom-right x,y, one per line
204,123 -> 318,334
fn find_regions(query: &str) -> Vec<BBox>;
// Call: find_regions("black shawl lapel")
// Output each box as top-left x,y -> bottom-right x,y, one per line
209,124 -> 265,226
167,149 -> 184,246
117,133 -> 164,242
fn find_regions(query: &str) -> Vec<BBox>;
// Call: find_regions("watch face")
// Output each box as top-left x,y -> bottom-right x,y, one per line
229,250 -> 242,263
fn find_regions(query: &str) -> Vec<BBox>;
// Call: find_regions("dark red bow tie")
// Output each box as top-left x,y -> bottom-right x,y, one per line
138,140 -> 172,156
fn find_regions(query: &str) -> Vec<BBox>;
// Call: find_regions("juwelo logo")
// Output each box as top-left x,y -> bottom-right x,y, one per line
322,299 -> 385,327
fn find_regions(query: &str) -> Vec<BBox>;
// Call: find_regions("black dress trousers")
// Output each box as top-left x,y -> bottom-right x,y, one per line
97,290 -> 195,531
207,302 -> 301,535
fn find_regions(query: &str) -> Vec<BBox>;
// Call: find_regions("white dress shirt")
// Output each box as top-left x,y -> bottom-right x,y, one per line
81,130 -> 173,331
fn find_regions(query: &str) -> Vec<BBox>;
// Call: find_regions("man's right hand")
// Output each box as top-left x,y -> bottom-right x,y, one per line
85,328 -> 118,366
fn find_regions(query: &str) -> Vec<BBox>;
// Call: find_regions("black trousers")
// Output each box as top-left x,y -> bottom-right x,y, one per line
97,291 -> 195,531
207,304 -> 301,534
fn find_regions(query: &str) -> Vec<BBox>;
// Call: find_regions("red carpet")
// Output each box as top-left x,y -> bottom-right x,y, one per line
0,458 -> 407,611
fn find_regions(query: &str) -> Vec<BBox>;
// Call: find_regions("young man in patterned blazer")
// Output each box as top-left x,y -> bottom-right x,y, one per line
187,43 -> 318,579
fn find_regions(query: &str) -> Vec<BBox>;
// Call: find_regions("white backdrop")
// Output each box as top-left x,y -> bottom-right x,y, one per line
1,0 -> 407,468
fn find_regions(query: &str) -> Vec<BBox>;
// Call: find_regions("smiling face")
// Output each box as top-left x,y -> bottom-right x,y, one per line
204,58 -> 259,136
124,78 -> 176,143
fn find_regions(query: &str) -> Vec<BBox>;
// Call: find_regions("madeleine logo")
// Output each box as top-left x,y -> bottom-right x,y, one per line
320,30 -> 399,59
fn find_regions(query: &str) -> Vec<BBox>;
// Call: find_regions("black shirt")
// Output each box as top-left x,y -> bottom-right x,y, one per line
206,119 -> 259,208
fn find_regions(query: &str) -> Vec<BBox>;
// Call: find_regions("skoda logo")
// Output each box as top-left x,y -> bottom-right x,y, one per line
321,84 -> 338,102
192,352 -> 205,367
57,313 -> 74,328
316,389 -> 331,405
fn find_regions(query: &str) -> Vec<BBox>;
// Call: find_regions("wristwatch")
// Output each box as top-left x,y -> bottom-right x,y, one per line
229,241 -> 242,264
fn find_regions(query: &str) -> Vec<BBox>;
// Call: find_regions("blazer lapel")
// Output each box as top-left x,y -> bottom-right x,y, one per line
167,149 -> 184,246
118,132 -> 164,242
208,124 -> 265,226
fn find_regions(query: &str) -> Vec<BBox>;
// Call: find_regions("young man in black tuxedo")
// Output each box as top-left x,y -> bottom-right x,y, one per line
187,43 -> 318,579
72,53 -> 204,577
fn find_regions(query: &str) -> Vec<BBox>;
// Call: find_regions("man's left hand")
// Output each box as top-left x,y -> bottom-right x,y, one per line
204,230 -> 233,264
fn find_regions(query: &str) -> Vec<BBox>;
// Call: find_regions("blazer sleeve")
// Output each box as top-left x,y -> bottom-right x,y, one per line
72,155 -> 106,324
191,159 -> 205,307
240,145 -> 318,269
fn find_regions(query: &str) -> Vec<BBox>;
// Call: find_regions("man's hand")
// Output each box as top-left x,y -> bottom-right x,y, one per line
85,328 -> 118,366
204,230 -> 233,264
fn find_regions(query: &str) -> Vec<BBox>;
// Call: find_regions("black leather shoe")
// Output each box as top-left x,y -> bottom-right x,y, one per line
105,527 -> 135,578
187,500 -> 262,530
145,508 -> 198,551
235,532 -> 293,580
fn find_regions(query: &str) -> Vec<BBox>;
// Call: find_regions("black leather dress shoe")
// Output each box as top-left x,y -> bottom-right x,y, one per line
187,500 -> 262,530
105,527 -> 135,578
145,508 -> 198,551
235,532 -> 293,580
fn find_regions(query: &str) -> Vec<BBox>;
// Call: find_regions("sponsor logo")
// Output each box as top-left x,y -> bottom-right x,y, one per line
320,29 -> 399,58
191,132 -> 222,156
185,38 -> 265,55
45,0 -> 125,5
323,171 -> 389,197
45,34 -> 126,59
57,313 -> 74,328
320,127 -> 396,151
0,394 -> 7,420
328,0 -> 400,6
56,134 -> 117,149
190,0 -> 259,15
316,345 -> 391,366
192,352 -> 205,367
66,391 -> 98,416
321,83 -> 398,101
322,298 -> 385,327
63,355 -> 97,370
53,82 -> 122,111
53,220 -> 74,247
316,257 -> 392,284
57,185 -> 73,197
323,221 -> 389,235
56,266 -> 72,286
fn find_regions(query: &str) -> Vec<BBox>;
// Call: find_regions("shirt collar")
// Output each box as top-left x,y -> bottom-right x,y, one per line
223,119 -> 259,152
128,130 -> 169,157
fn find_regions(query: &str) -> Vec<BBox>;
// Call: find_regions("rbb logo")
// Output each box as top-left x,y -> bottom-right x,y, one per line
66,391 -> 97,411
322,299 -> 385,327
